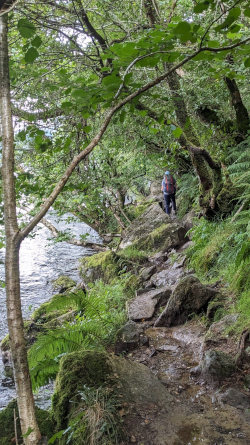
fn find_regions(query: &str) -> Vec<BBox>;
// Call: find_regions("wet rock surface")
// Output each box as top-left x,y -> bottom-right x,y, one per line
200,349 -> 236,383
154,275 -> 219,327
123,322 -> 250,445
127,286 -> 172,321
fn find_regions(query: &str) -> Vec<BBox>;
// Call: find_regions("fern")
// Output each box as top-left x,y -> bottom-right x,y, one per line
28,280 -> 127,390
228,136 -> 250,208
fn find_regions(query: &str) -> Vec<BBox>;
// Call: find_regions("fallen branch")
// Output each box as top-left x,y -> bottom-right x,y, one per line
41,217 -> 107,251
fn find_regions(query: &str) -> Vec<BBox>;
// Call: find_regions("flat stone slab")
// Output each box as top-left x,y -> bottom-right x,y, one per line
127,286 -> 171,321
150,267 -> 185,288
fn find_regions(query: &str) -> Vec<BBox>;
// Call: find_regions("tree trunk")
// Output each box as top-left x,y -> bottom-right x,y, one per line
224,76 -> 250,141
0,14 -> 41,445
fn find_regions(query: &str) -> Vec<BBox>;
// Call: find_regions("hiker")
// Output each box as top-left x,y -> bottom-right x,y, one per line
161,170 -> 177,215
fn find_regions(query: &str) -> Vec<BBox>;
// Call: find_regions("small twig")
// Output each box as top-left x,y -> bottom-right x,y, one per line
14,408 -> 19,445
114,51 -> 171,99
199,0 -> 242,49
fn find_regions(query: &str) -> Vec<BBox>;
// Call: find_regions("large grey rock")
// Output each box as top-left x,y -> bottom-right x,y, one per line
200,349 -> 235,383
218,388 -> 250,409
128,286 -> 172,321
149,266 -> 185,288
154,276 -> 218,327
120,203 -> 187,250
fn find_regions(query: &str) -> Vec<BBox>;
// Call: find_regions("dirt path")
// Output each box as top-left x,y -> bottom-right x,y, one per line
123,321 -> 250,445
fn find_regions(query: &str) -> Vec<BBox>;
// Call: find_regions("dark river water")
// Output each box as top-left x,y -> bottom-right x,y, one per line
0,212 -> 101,410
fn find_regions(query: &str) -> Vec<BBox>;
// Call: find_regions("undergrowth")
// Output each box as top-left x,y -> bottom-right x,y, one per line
187,217 -> 249,332
49,386 -> 124,445
29,280 -> 128,390
186,137 -> 250,333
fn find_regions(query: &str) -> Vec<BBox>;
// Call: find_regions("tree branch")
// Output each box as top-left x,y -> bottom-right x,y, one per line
17,37 -> 250,242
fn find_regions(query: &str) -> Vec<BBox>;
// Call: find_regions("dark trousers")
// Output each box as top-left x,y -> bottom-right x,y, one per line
164,193 -> 176,215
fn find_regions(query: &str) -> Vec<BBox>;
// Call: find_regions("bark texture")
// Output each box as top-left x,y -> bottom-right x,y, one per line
224,76 -> 250,141
0,14 -> 42,445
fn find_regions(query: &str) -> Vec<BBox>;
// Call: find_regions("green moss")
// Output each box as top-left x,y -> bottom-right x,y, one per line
134,223 -> 177,253
79,251 -> 119,284
52,275 -> 76,291
0,400 -> 55,445
126,199 -> 154,220
117,245 -> 148,263
52,350 -> 113,430
122,273 -> 141,297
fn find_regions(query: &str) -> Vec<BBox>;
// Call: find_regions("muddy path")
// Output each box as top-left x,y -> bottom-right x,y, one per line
122,320 -> 250,445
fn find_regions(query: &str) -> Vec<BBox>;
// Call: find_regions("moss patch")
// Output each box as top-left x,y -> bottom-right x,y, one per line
133,223 -> 185,253
79,250 -> 119,284
52,350 -> 113,430
0,400 -> 55,445
52,275 -> 76,292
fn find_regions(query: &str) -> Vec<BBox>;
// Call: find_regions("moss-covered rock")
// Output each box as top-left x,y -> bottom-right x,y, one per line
134,223 -> 187,253
79,250 -> 119,284
52,350 -> 113,429
52,350 -> 173,444
52,275 -> 76,293
0,400 -> 55,445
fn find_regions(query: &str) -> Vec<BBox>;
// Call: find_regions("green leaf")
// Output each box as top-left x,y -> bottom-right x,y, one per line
25,47 -> 39,63
244,7 -> 250,18
244,57 -> 250,68
194,2 -> 210,13
61,101 -> 73,109
48,430 -> 65,444
18,19 -> 36,38
72,89 -> 86,99
119,110 -> 126,123
173,21 -> 191,35
31,36 -> 42,48
215,7 -> 241,31
172,127 -> 183,138
83,125 -> 91,133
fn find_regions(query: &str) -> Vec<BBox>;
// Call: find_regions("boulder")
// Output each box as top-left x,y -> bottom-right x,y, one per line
79,250 -> 119,284
52,350 -> 174,442
120,203 -> 187,250
115,320 -> 148,354
154,276 -> 218,327
52,275 -> 76,293
127,286 -> 172,321
200,349 -> 235,383
149,266 -> 185,288
218,388 -> 250,410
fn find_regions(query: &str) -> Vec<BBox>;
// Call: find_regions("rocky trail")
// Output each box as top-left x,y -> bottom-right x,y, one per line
114,207 -> 250,444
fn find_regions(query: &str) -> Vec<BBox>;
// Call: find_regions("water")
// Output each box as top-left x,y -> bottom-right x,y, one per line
0,212 -> 101,409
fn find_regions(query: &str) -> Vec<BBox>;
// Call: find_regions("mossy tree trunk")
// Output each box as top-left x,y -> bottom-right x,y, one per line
224,76 -> 250,141
143,0 -> 239,218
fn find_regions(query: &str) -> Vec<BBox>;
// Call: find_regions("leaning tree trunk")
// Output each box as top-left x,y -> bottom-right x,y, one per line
0,14 -> 42,445
143,0 -> 238,218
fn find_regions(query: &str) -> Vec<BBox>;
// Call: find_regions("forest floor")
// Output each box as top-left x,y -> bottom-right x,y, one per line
121,319 -> 250,445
